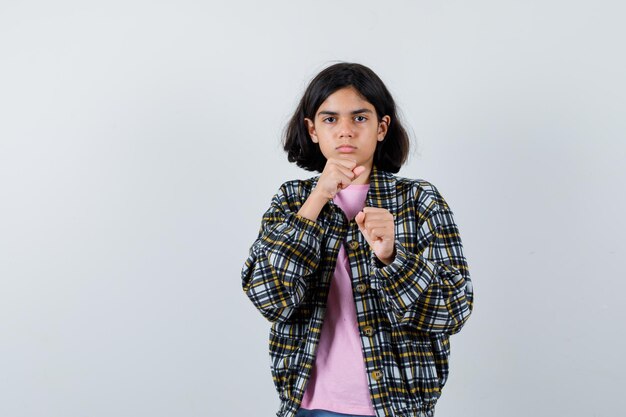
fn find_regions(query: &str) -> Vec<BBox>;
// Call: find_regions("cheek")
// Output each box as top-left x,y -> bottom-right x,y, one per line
317,141 -> 335,156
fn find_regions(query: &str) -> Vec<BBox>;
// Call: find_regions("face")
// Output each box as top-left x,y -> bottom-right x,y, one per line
304,86 -> 390,171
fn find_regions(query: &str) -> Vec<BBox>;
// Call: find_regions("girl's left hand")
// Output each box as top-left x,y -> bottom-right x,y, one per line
355,207 -> 396,265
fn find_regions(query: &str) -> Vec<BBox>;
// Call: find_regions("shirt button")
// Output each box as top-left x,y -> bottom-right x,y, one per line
355,283 -> 368,294
362,325 -> 375,337
371,370 -> 383,381
347,240 -> 359,250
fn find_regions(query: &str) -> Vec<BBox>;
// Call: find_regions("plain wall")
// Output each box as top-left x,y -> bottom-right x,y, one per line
1,1 -> 625,416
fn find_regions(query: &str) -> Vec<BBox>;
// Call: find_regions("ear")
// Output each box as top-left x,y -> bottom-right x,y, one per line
304,118 -> 318,143
378,115 -> 391,140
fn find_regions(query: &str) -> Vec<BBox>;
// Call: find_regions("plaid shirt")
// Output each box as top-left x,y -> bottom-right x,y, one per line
241,164 -> 474,417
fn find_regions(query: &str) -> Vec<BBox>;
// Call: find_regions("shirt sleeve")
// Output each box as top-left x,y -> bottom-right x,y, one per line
369,189 -> 474,335
241,183 -> 325,323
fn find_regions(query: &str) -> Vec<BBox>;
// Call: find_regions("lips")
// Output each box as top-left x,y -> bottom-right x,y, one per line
337,145 -> 356,153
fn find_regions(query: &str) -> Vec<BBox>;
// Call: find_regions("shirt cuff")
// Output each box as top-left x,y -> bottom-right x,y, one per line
269,212 -> 324,241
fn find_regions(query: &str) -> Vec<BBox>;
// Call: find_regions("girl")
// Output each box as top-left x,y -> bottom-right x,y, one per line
241,62 -> 474,417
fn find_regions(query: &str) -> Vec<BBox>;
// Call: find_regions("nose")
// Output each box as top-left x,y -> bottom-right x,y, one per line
338,118 -> 354,138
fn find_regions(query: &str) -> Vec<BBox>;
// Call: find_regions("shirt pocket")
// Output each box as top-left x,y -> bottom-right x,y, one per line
397,337 -> 442,405
268,326 -> 304,401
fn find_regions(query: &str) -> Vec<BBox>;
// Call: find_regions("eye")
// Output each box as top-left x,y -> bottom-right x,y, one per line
354,115 -> 368,122
323,116 -> 336,123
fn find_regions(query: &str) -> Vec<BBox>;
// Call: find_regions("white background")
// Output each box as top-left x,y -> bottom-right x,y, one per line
1,1 -> 625,416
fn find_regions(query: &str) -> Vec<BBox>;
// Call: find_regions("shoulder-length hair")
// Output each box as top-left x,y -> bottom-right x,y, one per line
282,62 -> 410,173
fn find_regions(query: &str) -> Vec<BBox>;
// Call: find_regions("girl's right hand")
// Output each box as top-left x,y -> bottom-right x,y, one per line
312,157 -> 367,201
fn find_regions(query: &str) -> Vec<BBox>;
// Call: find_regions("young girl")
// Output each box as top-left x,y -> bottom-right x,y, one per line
241,62 -> 474,417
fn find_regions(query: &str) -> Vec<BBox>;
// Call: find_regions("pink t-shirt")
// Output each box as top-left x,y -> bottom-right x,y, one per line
300,183 -> 376,416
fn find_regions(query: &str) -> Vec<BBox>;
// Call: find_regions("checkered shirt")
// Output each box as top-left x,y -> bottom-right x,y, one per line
241,164 -> 474,417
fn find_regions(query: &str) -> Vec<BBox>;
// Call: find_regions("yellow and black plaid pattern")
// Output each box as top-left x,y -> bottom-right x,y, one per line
241,165 -> 474,417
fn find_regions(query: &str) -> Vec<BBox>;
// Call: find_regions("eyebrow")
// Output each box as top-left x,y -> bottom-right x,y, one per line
317,108 -> 374,117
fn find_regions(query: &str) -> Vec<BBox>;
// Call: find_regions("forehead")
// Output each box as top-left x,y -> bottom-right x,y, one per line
316,87 -> 374,113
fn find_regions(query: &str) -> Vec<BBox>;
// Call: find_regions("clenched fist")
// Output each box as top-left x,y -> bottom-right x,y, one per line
355,207 -> 396,266
312,156 -> 367,200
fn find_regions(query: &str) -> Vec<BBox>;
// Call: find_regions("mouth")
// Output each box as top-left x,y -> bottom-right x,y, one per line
336,145 -> 356,153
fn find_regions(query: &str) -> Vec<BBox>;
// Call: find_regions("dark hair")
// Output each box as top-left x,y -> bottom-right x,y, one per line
282,62 -> 410,173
